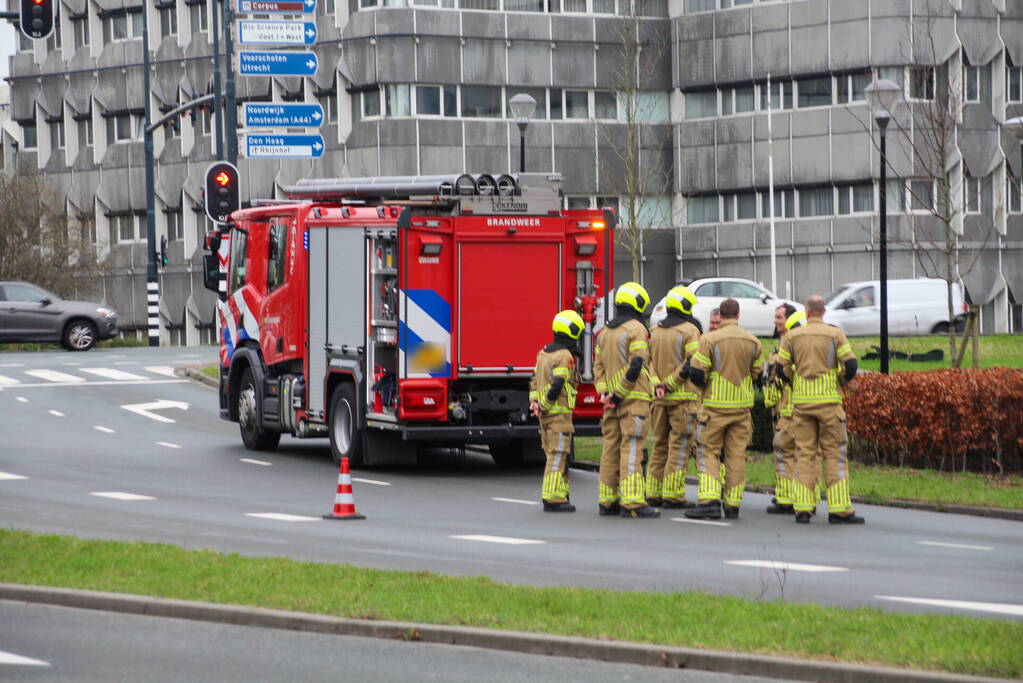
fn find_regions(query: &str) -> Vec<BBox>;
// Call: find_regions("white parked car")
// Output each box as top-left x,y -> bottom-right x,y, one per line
649,277 -> 803,337
823,278 -> 966,336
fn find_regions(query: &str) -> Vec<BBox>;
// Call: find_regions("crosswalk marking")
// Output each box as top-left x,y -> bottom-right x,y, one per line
0,375 -> 19,385
726,560 -> 848,573
80,367 -> 149,381
25,369 -> 85,383
876,596 -> 1023,617
451,535 -> 546,545
246,512 -> 319,522
91,492 -> 155,501
0,472 -> 28,481
0,649 -> 50,666
144,366 -> 179,378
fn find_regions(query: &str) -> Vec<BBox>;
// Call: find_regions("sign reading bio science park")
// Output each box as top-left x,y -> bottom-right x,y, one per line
238,20 -> 317,46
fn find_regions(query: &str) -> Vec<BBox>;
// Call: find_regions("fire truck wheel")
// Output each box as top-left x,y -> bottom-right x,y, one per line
238,368 -> 281,451
488,442 -> 525,468
329,383 -> 364,468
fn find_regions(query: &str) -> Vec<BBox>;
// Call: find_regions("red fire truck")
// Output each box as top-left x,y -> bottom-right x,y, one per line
203,172 -> 614,468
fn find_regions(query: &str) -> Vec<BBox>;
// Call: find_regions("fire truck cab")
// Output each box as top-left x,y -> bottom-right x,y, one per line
206,172 -> 614,468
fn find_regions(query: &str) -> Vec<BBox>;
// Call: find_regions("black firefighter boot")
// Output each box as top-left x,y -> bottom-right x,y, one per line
543,500 -> 576,513
620,505 -> 661,519
828,512 -> 866,524
598,502 -> 622,517
684,500 -> 722,520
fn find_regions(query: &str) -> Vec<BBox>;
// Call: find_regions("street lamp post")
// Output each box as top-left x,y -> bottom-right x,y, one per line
865,79 -> 902,375
508,93 -> 536,173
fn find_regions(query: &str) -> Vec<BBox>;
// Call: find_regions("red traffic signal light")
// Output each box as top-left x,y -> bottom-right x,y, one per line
20,0 -> 55,40
204,162 -> 240,224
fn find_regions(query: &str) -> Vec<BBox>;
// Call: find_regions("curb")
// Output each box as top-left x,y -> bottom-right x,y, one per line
568,461 -> 1022,522
177,365 -> 219,389
0,584 -> 1008,683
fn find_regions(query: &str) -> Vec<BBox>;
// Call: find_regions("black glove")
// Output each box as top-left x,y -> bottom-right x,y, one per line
678,362 -> 691,381
611,393 -> 623,406
689,367 -> 706,388
624,356 -> 643,382
546,376 -> 565,402
843,358 -> 858,383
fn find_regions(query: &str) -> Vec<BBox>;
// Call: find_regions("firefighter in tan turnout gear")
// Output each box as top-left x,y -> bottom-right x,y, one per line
648,285 -> 702,509
684,298 -> 763,520
594,282 -> 660,519
529,310 -> 585,513
777,295 -> 864,525
763,306 -> 804,515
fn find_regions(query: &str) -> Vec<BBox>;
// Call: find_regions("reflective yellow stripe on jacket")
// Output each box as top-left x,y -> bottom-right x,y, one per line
705,374 -> 755,408
538,366 -> 577,414
791,368 -> 842,404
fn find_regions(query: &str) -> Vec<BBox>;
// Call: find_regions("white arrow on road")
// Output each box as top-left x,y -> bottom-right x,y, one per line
121,399 -> 189,424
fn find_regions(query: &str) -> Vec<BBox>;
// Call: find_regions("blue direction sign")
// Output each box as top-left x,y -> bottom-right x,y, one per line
239,20 -> 317,46
237,0 -> 315,14
243,103 -> 324,128
239,51 -> 318,77
245,134 -> 325,159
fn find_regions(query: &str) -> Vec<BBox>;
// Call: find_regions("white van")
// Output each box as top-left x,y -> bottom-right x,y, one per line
823,278 -> 965,336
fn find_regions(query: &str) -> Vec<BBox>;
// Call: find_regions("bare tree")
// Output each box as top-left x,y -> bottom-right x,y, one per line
597,7 -> 673,282
0,172 -> 98,297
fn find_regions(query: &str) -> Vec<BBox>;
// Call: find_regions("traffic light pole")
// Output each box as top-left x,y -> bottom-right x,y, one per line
224,0 -> 238,165
211,0 -> 224,160
142,3 -> 159,347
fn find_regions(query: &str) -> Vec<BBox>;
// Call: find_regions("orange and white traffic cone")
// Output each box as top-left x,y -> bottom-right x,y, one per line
322,457 -> 366,520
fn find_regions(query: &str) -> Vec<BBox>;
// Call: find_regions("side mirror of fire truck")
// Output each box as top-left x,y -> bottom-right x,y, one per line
202,253 -> 220,293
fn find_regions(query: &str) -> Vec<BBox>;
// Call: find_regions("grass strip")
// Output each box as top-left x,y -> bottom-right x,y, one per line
573,438 -> 1023,510
0,529 -> 1019,678
844,333 -> 1022,373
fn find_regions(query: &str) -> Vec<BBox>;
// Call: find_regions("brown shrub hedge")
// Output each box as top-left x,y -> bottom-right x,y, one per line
845,368 -> 1023,474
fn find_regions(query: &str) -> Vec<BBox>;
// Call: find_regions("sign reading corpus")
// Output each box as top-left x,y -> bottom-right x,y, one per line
244,103 -> 324,128
238,20 -> 317,46
245,134 -> 325,159
238,51 -> 318,77
237,0 -> 315,13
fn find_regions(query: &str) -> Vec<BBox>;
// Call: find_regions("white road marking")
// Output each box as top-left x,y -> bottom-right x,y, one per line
0,375 -> 19,385
80,367 -> 149,381
179,354 -> 200,358
0,649 -> 49,666
245,513 -> 320,522
12,379 -> 187,389
60,362 -> 82,366
114,361 -> 139,365
25,369 -> 85,383
0,472 -> 28,480
491,497 -> 540,506
451,535 -> 546,545
48,410 -> 64,417
0,363 -> 25,367
91,492 -> 156,501
15,397 -> 28,403
876,596 -> 1023,617
726,560 -> 848,573
156,441 -> 182,449
107,354 -> 126,359
352,477 -> 392,486
145,365 -> 179,378
671,517 -> 732,527
94,426 -> 116,434
121,399 -> 189,423
240,458 -> 272,466
917,540 -> 994,552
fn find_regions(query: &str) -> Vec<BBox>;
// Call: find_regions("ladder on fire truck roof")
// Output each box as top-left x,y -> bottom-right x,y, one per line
282,172 -> 563,206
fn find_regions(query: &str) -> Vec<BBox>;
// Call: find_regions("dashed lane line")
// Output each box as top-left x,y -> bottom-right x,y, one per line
0,649 -> 50,666
12,379 -> 187,389
93,426 -> 115,434
451,535 -> 546,545
240,458 -> 272,466
352,477 -> 391,486
246,513 -> 320,522
48,410 -> 64,417
25,369 -> 84,383
876,596 -> 1023,617
0,363 -> 25,367
156,442 -> 182,449
726,560 -> 848,573
671,517 -> 732,527
15,397 -> 28,403
80,367 -> 149,381
492,497 -> 540,506
0,472 -> 28,481
90,492 -> 156,501
917,540 -> 994,551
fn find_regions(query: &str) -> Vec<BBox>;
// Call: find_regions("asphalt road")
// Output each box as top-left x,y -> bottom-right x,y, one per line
1,346 -> 1021,621
0,601 -> 779,683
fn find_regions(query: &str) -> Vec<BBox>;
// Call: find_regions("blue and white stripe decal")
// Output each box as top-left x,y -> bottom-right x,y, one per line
399,289 -> 451,378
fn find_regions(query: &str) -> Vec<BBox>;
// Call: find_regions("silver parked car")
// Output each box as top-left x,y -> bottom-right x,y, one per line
0,280 -> 119,351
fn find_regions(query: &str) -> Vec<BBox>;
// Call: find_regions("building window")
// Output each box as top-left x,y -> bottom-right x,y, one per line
460,86 -> 502,118
963,176 -> 980,214
110,214 -> 138,243
798,187 -> 833,217
385,84 -> 411,116
796,76 -> 832,108
72,16 -> 90,48
160,4 -> 178,37
565,196 -> 590,210
78,116 -> 94,146
634,91 -> 670,123
686,195 -> 719,224
762,189 -> 795,219
836,72 -> 871,104
563,90 -> 589,119
722,86 -> 754,115
18,32 -> 32,52
594,91 -> 617,119
317,91 -> 338,123
1008,177 -> 1022,213
596,196 -> 619,214
505,87 -> 547,120
684,0 -> 715,11
362,89 -> 381,118
962,63 -> 980,103
46,19 -> 61,51
188,1 -> 208,33
837,183 -> 874,215
1008,66 -> 1022,102
684,90 -> 717,119
49,118 -> 65,150
909,179 -> 934,211
102,10 -> 144,42
722,192 -> 756,221
759,80 -> 793,111
167,209 -> 183,241
909,67 -> 935,101
885,178 -> 905,213
22,122 -> 37,149
106,113 -> 136,143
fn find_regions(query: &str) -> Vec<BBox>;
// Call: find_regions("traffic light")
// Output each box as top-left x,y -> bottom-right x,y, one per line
20,0 -> 55,40
159,236 -> 169,268
204,162 -> 240,223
